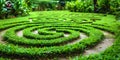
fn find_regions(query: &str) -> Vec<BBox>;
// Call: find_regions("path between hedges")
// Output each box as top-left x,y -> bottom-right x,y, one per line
66,33 -> 87,45
0,30 -> 115,60
0,30 -> 7,44
83,31 -> 114,56
58,31 -> 114,60
17,30 -> 88,45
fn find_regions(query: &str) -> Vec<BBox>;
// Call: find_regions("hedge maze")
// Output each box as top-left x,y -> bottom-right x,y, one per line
0,11 -> 119,60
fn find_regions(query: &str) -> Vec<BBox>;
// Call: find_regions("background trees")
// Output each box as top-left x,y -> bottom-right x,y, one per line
66,0 -> 94,12
66,0 -> 120,14
0,0 -> 6,18
0,0 -> 29,19
0,0 -> 119,19
11,0 -> 29,16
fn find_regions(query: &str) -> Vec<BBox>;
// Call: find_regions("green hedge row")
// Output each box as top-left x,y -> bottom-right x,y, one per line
4,25 -> 84,46
0,11 -> 117,59
0,23 -> 103,58
23,26 -> 64,40
73,23 -> 119,60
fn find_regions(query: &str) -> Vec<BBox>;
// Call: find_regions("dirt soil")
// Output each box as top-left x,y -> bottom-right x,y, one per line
0,30 -> 7,44
67,33 -> 88,45
17,30 -> 23,37
83,31 -> 114,55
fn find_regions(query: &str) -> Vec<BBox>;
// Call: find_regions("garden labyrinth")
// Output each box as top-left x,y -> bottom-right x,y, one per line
0,11 -> 119,60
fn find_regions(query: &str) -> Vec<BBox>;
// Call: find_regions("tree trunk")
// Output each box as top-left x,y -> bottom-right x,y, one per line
105,0 -> 110,12
93,0 -> 98,13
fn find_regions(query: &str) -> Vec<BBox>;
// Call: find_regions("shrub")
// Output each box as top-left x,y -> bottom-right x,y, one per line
0,0 -> 6,19
11,0 -> 29,16
66,0 -> 120,14
0,0 -> 29,19
66,0 -> 94,12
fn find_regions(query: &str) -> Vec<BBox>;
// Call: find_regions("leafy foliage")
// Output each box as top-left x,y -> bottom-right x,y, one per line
66,0 -> 94,12
11,0 -> 29,16
0,0 -> 29,19
26,0 -> 59,11
0,0 -> 6,18
66,0 -> 120,13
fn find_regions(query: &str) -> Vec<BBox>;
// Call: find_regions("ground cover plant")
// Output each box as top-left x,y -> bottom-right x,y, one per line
0,11 -> 119,60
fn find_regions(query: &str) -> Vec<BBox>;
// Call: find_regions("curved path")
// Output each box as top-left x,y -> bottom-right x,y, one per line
0,30 -> 7,44
83,31 -> 114,55
58,31 -> 115,60
0,29 -> 115,60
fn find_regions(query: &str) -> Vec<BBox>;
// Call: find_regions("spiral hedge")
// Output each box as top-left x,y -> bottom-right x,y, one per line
0,11 -> 119,60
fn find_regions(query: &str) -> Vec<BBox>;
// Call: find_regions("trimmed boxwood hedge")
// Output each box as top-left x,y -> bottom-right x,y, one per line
0,11 -> 119,60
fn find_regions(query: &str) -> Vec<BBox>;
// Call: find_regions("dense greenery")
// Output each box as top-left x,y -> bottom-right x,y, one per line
0,0 -> 119,19
0,0 -> 5,18
0,0 -> 29,19
26,0 -> 57,11
0,11 -> 119,60
11,0 -> 29,16
66,0 -> 120,14
66,0 -> 94,12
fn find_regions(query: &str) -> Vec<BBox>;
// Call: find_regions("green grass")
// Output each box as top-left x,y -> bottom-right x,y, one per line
0,11 -> 119,60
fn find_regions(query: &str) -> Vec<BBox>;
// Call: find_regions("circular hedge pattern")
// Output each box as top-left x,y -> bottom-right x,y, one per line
0,11 -> 118,60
